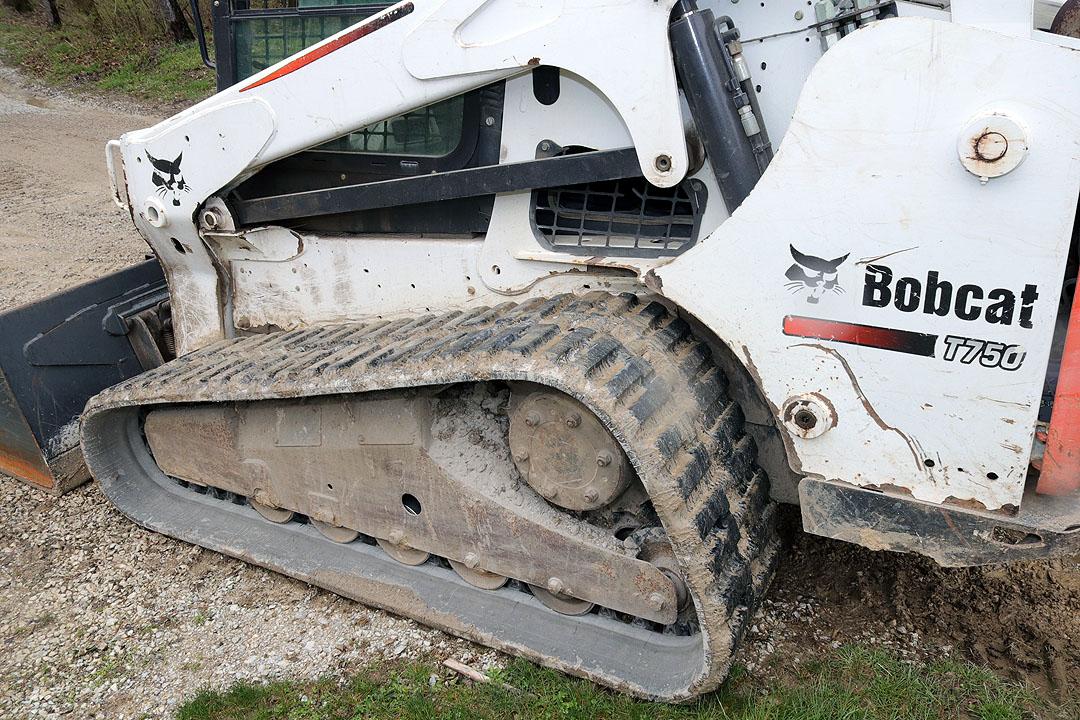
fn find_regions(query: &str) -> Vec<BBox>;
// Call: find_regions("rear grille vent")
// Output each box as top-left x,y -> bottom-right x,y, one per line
532,177 -> 707,258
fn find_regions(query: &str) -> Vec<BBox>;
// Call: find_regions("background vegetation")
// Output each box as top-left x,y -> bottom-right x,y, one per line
0,0 -> 214,101
177,649 -> 1074,720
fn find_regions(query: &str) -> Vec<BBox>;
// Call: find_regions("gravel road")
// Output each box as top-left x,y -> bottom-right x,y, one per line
0,67 -> 1077,719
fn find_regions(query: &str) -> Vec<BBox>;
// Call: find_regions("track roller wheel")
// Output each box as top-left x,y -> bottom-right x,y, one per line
312,520 -> 360,544
249,499 -> 295,524
377,537 -> 431,566
528,582 -> 595,616
449,557 -> 509,590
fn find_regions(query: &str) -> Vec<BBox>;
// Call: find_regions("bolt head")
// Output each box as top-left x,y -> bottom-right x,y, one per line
565,413 -> 581,429
546,577 -> 565,595
596,451 -> 612,467
583,488 -> 599,503
464,552 -> 479,569
514,450 -> 530,463
648,592 -> 667,611
540,485 -> 558,500
793,409 -> 818,431
388,529 -> 404,545
524,412 -> 541,427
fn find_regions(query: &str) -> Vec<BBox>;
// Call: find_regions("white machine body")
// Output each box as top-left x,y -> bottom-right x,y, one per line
107,0 -> 1080,513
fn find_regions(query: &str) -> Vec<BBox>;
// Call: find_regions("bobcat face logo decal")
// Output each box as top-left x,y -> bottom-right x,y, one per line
146,151 -> 189,207
785,245 -> 850,304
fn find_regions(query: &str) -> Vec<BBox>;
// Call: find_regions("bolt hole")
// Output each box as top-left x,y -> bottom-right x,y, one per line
755,84 -> 762,93
923,459 -> 935,468
760,61 -> 767,70
402,493 -> 422,516
987,472 -> 999,480
327,483 -> 333,490
492,265 -> 501,275
171,238 -> 187,254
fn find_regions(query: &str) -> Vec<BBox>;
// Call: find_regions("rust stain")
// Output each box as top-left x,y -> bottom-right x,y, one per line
0,450 -> 56,489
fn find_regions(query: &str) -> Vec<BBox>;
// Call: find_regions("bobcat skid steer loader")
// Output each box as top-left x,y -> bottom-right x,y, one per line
2,0 -> 1080,701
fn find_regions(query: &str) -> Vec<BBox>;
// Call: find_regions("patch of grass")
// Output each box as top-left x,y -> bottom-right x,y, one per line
0,7 -> 212,103
96,42 -> 213,102
177,647 -> 1071,720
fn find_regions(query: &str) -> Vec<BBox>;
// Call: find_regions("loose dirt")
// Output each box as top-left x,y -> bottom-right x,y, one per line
0,67 -> 1076,719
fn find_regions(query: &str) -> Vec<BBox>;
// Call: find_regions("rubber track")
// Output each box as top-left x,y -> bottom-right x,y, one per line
82,292 -> 780,699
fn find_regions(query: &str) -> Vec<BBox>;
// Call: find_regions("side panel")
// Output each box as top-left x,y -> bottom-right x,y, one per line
656,18 -> 1080,510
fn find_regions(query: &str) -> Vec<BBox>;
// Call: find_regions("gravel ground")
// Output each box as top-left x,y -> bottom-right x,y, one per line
0,66 -> 1076,719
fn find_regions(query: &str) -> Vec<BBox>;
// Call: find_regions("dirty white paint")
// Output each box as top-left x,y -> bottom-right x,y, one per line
109,2 -> 1080,512
657,17 -> 1080,510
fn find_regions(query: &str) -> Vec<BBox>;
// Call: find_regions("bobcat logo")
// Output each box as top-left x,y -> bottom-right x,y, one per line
785,245 -> 850,304
146,151 -> 189,207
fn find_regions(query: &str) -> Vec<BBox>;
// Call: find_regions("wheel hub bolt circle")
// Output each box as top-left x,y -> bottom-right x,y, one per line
546,577 -> 565,595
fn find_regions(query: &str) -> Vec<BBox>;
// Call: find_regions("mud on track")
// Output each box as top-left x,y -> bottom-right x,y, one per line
0,66 -> 1076,717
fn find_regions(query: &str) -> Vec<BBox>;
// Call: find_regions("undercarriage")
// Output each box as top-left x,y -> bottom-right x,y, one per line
82,293 -> 779,699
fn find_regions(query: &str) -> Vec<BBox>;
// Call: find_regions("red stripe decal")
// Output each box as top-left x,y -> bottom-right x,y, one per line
240,2 -> 414,92
783,316 -> 939,357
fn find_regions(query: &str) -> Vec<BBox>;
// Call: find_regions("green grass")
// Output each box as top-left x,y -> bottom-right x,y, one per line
177,647 -> 1072,720
0,8 -> 213,103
